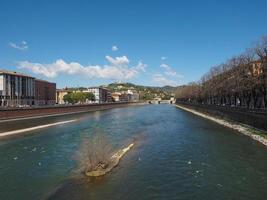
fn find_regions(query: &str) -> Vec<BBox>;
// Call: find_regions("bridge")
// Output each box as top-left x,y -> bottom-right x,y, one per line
148,99 -> 175,104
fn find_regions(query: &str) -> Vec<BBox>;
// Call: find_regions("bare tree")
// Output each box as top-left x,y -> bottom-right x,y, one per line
255,36 -> 267,61
176,35 -> 267,109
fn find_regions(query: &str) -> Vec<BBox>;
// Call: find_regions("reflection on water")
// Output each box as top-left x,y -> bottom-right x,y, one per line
0,105 -> 267,200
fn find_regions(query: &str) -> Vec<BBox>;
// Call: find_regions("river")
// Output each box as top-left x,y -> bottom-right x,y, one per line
0,104 -> 267,200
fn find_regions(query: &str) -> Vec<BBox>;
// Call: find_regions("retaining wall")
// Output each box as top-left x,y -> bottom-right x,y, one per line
176,101 -> 267,131
0,102 -> 138,120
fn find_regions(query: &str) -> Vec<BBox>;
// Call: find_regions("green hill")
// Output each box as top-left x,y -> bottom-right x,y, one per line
102,82 -> 177,100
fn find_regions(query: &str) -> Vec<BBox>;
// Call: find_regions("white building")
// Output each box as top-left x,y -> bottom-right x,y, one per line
83,87 -> 111,103
111,90 -> 140,102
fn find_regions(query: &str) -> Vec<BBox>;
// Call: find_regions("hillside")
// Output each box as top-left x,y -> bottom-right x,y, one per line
102,82 -> 177,100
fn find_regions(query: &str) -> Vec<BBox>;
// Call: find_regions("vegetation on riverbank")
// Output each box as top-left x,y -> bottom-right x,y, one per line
63,92 -> 95,104
175,35 -> 267,109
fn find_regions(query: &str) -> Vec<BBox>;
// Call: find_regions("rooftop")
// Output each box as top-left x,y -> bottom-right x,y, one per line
0,70 -> 56,84
56,89 -> 70,92
35,79 -> 56,84
86,87 -> 110,91
0,69 -> 35,78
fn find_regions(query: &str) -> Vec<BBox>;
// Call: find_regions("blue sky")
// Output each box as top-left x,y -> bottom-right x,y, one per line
1,0 -> 267,88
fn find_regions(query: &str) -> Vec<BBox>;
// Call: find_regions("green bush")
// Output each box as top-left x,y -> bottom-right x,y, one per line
63,92 -> 95,104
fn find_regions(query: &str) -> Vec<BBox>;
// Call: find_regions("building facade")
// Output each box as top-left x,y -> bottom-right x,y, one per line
128,90 -> 140,102
56,88 -> 71,104
35,79 -> 56,106
83,87 -> 111,103
0,70 -> 56,107
251,60 -> 264,76
111,90 -> 140,102
111,92 -> 121,102
0,70 -> 35,107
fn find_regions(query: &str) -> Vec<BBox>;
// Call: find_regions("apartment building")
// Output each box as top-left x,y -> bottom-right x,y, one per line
111,90 -> 140,102
0,69 -> 56,107
0,70 -> 35,107
83,87 -> 111,103
35,79 -> 56,106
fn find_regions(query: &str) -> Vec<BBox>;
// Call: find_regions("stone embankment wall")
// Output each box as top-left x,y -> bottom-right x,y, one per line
176,101 -> 267,131
0,102 -> 138,120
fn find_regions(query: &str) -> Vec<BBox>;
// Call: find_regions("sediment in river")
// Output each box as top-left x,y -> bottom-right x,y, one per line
85,143 -> 134,177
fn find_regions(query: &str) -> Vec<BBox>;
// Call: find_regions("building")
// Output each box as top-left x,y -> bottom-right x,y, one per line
111,92 -> 121,102
0,70 -> 35,107
251,60 -> 264,76
83,87 -> 111,103
0,69 -> 56,107
56,88 -> 71,104
120,93 -> 131,102
111,90 -> 140,102
129,90 -> 140,102
35,79 -> 56,106
106,89 -> 112,102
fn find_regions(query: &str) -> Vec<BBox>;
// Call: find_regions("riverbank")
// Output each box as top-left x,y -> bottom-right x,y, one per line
0,119 -> 77,138
175,102 -> 267,131
0,102 -> 147,121
0,102 -> 148,138
176,104 -> 267,147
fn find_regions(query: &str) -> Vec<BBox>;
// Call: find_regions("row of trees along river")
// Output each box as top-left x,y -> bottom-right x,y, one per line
63,92 -> 95,104
175,35 -> 267,109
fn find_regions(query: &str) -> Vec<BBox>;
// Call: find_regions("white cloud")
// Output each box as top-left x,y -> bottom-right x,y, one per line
164,71 -> 177,77
17,55 -> 147,81
135,61 -> 147,72
160,63 -> 183,78
112,45 -> 118,51
152,74 -> 178,86
105,55 -> 129,66
9,41 -> 28,50
161,56 -> 167,60
160,63 -> 171,70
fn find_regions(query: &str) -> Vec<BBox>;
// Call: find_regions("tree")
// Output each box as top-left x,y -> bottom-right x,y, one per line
175,35 -> 267,109
63,92 -> 95,104
71,92 -> 86,103
255,35 -> 267,61
85,92 -> 95,101
63,93 -> 73,104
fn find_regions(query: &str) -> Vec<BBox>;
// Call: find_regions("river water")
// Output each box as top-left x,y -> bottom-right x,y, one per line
0,105 -> 267,200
